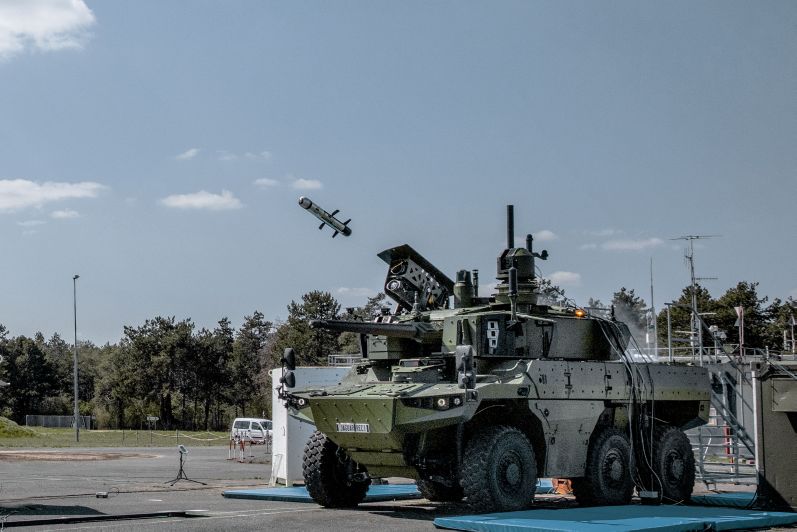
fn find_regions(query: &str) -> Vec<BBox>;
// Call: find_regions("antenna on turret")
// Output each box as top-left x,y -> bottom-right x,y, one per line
506,205 -> 514,249
509,267 -> 519,322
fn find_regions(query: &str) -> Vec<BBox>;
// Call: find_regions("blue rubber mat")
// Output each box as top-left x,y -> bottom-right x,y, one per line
690,492 -> 756,508
224,479 -> 556,503
433,505 -> 797,532
223,484 -> 421,502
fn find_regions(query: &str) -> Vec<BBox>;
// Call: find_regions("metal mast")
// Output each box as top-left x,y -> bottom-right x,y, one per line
671,235 -> 719,365
650,257 -> 658,358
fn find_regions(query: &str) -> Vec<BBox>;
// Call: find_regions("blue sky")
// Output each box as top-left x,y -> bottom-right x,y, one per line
1,1 -> 795,344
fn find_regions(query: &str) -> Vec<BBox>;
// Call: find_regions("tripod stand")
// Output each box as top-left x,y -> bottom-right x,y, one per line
166,446 -> 206,486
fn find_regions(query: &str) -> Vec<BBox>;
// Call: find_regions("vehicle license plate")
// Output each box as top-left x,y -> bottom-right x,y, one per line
336,422 -> 370,433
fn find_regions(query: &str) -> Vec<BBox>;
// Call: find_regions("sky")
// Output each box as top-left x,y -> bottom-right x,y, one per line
0,0 -> 795,345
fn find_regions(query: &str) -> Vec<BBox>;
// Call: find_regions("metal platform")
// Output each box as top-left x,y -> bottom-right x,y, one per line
222,479 -> 557,503
433,505 -> 797,532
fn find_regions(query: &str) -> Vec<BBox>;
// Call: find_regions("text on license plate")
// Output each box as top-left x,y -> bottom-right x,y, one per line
336,422 -> 370,433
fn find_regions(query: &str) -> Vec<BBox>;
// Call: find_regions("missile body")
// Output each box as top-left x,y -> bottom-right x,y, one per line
298,196 -> 352,237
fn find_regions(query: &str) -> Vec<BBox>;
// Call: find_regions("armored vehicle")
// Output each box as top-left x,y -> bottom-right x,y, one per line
280,206 -> 710,513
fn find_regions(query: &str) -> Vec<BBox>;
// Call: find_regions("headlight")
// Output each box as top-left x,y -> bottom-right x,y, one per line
401,395 -> 465,410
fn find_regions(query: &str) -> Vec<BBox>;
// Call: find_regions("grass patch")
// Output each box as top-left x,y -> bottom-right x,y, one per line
0,423 -> 229,448
0,417 -> 38,438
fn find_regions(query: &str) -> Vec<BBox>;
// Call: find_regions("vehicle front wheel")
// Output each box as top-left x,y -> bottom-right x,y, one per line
460,425 -> 537,513
302,430 -> 370,507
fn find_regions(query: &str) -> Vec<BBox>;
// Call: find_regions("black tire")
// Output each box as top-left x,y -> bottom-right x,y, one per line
645,425 -> 695,504
573,428 -> 634,506
302,430 -> 370,508
417,479 -> 464,503
460,425 -> 537,513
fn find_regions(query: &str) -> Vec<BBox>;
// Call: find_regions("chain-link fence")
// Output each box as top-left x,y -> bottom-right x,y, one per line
25,415 -> 94,429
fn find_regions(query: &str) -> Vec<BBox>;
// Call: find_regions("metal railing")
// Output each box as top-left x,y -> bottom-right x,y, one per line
327,354 -> 362,366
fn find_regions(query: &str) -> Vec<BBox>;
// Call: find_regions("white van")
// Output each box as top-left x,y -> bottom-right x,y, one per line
230,417 -> 272,443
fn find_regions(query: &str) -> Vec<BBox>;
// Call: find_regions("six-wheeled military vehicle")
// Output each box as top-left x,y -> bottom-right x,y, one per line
280,205 -> 710,513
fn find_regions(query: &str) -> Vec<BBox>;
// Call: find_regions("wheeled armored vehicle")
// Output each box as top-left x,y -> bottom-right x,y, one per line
281,205 -> 710,513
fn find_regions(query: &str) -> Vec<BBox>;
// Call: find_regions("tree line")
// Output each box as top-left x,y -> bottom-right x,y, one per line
0,291 -> 385,431
0,282 -> 792,430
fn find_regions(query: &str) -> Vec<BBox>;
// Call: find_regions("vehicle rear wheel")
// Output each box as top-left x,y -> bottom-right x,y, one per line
417,479 -> 464,502
460,425 -> 537,513
302,430 -> 370,507
642,425 -> 695,504
573,428 -> 634,506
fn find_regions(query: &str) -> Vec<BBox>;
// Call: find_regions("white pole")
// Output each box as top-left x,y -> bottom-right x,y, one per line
72,274 -> 80,442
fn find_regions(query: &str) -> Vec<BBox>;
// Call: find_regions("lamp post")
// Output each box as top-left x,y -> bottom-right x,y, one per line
73,274 -> 80,442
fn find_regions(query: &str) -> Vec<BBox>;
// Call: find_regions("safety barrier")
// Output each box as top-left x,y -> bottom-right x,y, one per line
227,434 -> 272,462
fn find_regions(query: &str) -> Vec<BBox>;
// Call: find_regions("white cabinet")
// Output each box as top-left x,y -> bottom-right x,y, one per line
269,366 -> 350,486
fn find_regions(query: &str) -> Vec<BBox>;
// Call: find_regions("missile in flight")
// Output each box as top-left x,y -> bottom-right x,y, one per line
298,196 -> 352,238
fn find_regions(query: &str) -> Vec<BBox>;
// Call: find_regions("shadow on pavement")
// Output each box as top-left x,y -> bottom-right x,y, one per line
0,503 -> 105,516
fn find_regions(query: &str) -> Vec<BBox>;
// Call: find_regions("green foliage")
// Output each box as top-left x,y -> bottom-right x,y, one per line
538,279 -> 568,306
0,336 -> 58,424
764,298 -> 797,350
0,416 -> 37,437
230,311 -> 273,417
654,282 -> 787,351
7,277 -> 787,433
612,287 -> 649,334
713,282 -> 768,347
195,318 -> 234,430
272,290 -> 342,366
655,284 -> 714,345
338,293 -> 388,354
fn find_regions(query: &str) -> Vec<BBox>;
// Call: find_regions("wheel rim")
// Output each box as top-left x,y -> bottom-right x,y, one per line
664,449 -> 684,485
497,450 -> 524,494
601,448 -> 626,487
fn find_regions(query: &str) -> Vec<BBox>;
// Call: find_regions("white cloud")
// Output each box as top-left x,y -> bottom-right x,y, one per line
51,209 -> 79,219
175,148 -> 199,161
0,179 -> 104,212
602,238 -> 664,251
586,228 -> 620,237
292,178 -> 323,190
0,0 -> 95,60
548,271 -> 582,287
216,150 -> 272,162
534,229 -> 558,242
245,151 -> 272,161
17,219 -> 45,227
160,190 -> 242,211
253,178 -> 279,188
580,243 -> 598,250
335,287 -> 378,298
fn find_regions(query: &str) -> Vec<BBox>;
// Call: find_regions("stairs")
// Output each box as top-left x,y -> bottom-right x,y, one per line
667,307 -> 759,487
687,406 -> 757,487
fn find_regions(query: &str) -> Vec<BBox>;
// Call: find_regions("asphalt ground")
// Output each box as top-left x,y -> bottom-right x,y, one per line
0,446 -> 474,531
0,446 -> 781,532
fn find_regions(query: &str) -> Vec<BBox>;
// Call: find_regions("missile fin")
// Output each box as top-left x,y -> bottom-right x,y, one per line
319,222 -> 325,230
330,209 -> 339,216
